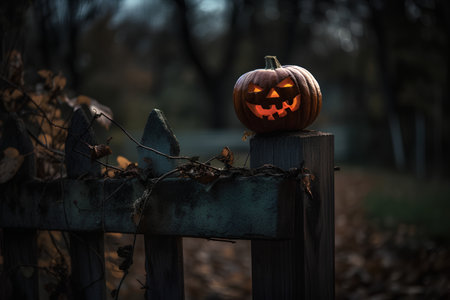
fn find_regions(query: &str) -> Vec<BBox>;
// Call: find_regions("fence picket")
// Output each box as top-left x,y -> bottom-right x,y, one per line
65,108 -> 106,300
250,131 -> 334,300
139,109 -> 184,300
1,113 -> 38,300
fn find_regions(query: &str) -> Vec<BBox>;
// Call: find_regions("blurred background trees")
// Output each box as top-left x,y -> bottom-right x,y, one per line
2,1 -> 450,299
1,0 -> 449,175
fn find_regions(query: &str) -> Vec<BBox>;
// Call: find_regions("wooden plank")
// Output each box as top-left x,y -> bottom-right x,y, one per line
69,232 -> 105,300
250,131 -> 334,300
143,176 -> 296,239
138,109 -> 184,300
0,176 -> 294,239
0,113 -> 38,299
144,235 -> 184,300
2,229 -> 38,300
65,107 -> 106,300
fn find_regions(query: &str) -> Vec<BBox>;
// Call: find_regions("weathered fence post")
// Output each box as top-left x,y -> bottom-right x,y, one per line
250,131 -> 334,299
1,113 -> 38,300
139,109 -> 185,300
65,108 -> 106,300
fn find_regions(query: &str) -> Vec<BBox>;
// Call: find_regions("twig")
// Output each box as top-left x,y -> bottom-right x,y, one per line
69,232 -> 106,291
243,150 -> 250,167
7,264 -> 60,279
73,148 -> 123,172
207,238 -> 236,244
95,112 -> 221,171
0,76 -> 69,131
102,177 -> 133,205
47,231 -> 66,261
114,167 -> 180,300
27,128 -> 65,156
203,154 -> 219,164
136,278 -> 148,290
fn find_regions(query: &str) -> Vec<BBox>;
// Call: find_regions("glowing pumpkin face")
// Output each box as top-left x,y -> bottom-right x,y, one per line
246,77 -> 300,121
233,56 -> 322,133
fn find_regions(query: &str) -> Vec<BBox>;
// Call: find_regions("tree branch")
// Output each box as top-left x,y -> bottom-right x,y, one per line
172,0 -> 211,82
218,0 -> 242,73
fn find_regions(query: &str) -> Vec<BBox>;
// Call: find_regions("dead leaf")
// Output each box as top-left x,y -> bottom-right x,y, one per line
195,171 -> 219,184
90,144 -> 112,160
241,131 -> 255,141
38,134 -> 52,146
0,147 -> 24,183
219,146 -> 234,166
301,168 -> 315,198
37,69 -> 52,79
117,156 -> 131,169
53,74 -> 66,90
11,89 -> 23,100
77,95 -> 91,106
37,69 -> 53,86
8,50 -> 24,86
30,93 -> 42,105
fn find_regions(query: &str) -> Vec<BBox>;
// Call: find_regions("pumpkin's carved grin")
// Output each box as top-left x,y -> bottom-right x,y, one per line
246,95 -> 300,121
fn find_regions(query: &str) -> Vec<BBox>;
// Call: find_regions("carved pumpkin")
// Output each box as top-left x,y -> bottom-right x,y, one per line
233,56 -> 322,133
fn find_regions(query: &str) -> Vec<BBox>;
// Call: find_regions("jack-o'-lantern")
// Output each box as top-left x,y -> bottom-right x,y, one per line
233,56 -> 322,133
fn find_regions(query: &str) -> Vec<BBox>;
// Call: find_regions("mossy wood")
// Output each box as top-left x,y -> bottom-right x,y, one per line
0,176 -> 295,238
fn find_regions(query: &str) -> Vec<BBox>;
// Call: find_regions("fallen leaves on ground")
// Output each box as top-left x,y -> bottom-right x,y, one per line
0,147 -> 24,183
334,169 -> 450,299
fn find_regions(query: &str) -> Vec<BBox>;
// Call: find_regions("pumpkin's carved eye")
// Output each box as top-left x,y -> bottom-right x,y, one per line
248,83 -> 263,93
277,77 -> 294,88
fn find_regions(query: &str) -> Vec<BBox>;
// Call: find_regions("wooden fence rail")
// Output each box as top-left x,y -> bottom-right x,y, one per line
0,108 -> 334,299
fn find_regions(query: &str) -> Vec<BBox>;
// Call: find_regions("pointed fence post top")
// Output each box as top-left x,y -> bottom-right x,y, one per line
138,109 -> 180,177
65,107 -> 101,178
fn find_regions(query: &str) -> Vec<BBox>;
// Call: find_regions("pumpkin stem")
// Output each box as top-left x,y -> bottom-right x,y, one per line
265,56 -> 282,70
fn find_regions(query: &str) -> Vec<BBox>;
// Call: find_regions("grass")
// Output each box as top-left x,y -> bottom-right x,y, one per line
364,170 -> 450,239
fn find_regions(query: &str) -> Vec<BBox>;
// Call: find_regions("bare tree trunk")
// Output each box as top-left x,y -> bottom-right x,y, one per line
277,0 -> 301,63
172,0 -> 242,128
367,0 -> 406,170
433,0 -> 450,177
33,0 -> 52,68
415,111 -> 426,178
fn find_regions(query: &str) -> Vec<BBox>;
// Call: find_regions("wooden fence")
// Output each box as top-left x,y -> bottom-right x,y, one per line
0,108 -> 334,299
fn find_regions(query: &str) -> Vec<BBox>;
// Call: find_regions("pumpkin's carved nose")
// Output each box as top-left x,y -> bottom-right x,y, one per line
266,88 -> 279,98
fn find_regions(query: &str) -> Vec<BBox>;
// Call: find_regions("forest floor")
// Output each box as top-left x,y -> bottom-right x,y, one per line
4,167 -> 448,299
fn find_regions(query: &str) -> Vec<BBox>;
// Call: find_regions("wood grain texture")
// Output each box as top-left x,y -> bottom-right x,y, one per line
0,113 -> 38,299
65,107 -> 101,178
65,108 -> 106,300
140,109 -> 185,299
0,177 -> 293,239
69,232 -> 106,300
250,131 -> 334,300
144,235 -> 184,300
